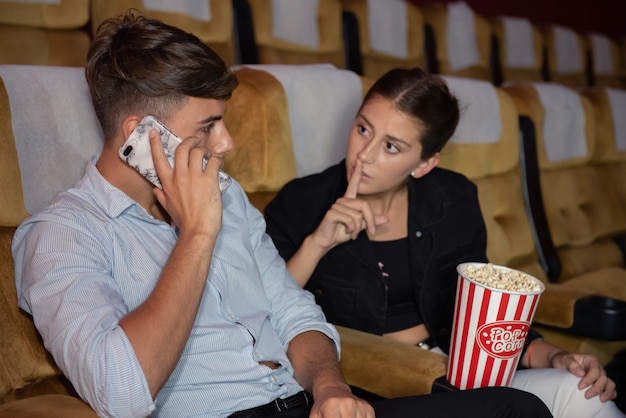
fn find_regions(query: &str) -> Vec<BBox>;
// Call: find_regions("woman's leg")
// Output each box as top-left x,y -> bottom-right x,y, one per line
511,368 -> 624,418
371,386 -> 552,418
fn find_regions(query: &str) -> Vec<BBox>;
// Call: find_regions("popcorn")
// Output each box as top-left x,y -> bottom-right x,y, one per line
462,263 -> 542,293
448,263 -> 545,389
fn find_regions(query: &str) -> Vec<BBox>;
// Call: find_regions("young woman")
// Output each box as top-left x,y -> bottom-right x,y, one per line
265,68 -> 622,418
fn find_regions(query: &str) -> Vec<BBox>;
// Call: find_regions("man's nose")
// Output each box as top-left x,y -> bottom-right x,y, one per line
214,127 -> 234,155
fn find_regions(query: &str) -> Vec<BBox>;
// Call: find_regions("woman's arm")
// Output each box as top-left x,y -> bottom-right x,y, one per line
280,160 -> 387,287
522,339 -> 617,402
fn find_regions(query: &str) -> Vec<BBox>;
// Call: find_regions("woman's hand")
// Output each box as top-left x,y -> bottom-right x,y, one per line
550,351 -> 617,402
310,160 -> 388,250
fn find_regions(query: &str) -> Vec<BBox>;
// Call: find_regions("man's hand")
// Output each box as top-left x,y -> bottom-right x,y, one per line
287,332 -> 375,418
309,382 -> 375,418
150,130 -> 223,237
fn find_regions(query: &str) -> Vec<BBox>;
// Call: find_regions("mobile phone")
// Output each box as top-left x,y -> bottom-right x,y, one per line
118,115 -> 231,193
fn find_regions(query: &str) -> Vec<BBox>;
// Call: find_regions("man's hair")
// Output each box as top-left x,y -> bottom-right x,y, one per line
85,12 -> 238,139
362,68 -> 459,160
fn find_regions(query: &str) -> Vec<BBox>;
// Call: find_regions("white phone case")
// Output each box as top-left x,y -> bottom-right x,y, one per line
118,115 -> 231,192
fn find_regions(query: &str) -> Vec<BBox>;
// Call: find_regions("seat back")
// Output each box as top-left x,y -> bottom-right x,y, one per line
421,2 -> 492,81
339,0 -> 425,80
225,64 -> 367,210
246,0 -> 345,68
0,0 -> 90,66
90,0 -> 238,66
540,24 -> 588,88
585,33 -> 623,88
620,37 -> 626,88
581,86 -> 626,219
437,75 -> 626,363
490,16 -> 543,84
503,81 -> 626,281
437,76 -> 545,281
0,65 -> 101,402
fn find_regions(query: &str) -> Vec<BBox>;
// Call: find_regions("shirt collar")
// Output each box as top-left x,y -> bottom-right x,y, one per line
83,159 -> 151,219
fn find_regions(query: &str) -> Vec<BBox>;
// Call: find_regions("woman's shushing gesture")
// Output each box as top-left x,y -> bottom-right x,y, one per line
266,68 -> 622,417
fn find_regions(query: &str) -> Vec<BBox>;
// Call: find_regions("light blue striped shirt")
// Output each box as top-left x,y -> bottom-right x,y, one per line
12,161 -> 339,418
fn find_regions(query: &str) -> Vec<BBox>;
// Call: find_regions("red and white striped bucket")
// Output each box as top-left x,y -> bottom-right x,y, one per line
447,262 -> 545,390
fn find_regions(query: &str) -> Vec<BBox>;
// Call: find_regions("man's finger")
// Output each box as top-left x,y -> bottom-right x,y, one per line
149,129 -> 170,173
345,159 -> 363,198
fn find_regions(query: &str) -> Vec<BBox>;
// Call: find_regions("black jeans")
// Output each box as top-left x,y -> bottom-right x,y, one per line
261,386 -> 552,418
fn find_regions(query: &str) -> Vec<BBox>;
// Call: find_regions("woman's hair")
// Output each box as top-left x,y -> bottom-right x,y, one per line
362,68 -> 459,159
85,12 -> 239,139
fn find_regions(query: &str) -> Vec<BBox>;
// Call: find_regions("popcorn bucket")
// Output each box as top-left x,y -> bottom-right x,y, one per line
446,263 -> 545,390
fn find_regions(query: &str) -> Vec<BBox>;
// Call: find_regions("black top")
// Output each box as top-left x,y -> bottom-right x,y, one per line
371,238 -> 423,333
265,159 -> 542,354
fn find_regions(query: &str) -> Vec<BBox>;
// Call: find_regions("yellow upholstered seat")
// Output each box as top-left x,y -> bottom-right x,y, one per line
581,86 -> 626,226
438,76 -> 626,364
421,2 -> 492,81
620,37 -> 626,88
90,0 -> 238,66
490,16 -> 544,84
540,24 -> 588,88
585,33 -> 623,88
504,82 -> 626,279
228,64 -> 447,396
339,0 -> 426,79
0,0 -> 90,66
502,81 -> 626,363
246,0 -> 345,68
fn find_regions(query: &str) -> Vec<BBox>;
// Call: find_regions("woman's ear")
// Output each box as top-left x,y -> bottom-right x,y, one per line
411,153 -> 441,178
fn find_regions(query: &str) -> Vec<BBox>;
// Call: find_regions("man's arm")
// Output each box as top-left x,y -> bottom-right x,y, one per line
287,331 -> 375,418
119,134 -> 223,397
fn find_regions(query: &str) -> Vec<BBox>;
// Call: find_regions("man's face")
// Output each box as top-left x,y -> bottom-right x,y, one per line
167,96 -> 234,163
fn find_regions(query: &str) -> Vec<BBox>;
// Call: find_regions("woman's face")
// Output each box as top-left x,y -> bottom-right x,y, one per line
346,96 -> 431,197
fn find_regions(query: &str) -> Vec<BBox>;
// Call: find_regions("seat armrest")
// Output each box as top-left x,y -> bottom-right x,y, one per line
0,394 -> 97,418
336,325 -> 448,398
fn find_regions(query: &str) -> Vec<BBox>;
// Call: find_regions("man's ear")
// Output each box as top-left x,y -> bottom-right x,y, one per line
411,153 -> 441,179
121,115 -> 143,141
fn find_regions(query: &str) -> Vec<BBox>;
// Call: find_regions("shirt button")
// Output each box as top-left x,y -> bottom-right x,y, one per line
254,352 -> 261,359
415,231 -> 423,238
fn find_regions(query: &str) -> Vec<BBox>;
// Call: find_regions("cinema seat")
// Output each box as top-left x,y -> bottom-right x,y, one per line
502,81 -> 626,360
245,0 -> 346,68
585,33 -> 623,88
581,86 -> 626,228
339,0 -> 426,79
0,0 -> 90,66
540,24 -> 588,88
490,16 -> 544,85
90,0 -> 239,66
438,75 -> 626,364
421,2 -> 492,81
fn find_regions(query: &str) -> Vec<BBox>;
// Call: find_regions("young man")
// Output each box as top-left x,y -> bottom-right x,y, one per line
12,12 -> 552,418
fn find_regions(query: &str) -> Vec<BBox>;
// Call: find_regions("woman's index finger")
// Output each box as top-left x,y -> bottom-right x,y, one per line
345,159 -> 362,198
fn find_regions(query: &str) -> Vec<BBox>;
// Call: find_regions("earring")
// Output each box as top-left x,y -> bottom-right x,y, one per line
410,170 -> 416,178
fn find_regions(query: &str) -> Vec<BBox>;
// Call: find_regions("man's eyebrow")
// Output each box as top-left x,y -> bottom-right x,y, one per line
199,115 -> 223,124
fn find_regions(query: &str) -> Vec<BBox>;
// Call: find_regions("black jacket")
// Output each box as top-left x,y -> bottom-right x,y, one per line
265,160 -> 540,353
